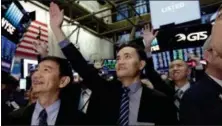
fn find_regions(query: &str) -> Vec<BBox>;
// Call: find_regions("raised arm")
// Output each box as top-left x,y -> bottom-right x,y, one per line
141,24 -> 175,98
49,2 -> 107,90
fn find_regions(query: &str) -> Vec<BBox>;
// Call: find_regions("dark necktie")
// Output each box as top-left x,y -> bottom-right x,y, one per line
174,89 -> 184,120
39,109 -> 48,126
118,87 -> 130,126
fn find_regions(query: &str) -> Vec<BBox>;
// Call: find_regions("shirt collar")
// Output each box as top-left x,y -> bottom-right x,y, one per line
175,82 -> 190,92
81,88 -> 92,96
125,80 -> 141,94
35,99 -> 61,117
209,75 -> 222,88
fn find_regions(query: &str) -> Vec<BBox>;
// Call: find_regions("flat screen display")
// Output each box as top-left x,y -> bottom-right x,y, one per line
1,35 -> 17,73
1,1 -> 31,44
103,59 -> 116,71
11,59 -> 21,78
172,47 -> 204,61
152,51 -> 171,71
149,1 -> 201,29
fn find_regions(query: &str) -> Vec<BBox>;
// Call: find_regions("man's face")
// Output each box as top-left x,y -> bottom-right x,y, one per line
169,60 -> 190,81
205,48 -> 222,72
211,5 -> 222,56
31,60 -> 62,94
115,47 -> 145,78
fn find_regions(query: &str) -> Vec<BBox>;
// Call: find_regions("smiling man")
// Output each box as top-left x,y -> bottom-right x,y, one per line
49,2 -> 177,125
7,56 -> 84,125
169,60 -> 191,91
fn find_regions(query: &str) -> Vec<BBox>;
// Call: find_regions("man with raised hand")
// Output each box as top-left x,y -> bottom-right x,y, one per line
49,2 -> 177,125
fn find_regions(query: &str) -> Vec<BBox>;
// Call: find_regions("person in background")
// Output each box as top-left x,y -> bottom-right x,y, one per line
49,2 -> 177,125
2,72 -> 20,125
179,35 -> 222,125
141,24 -> 197,122
7,56 -> 84,125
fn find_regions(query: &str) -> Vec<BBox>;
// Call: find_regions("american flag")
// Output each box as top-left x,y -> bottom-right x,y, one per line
16,20 -> 48,58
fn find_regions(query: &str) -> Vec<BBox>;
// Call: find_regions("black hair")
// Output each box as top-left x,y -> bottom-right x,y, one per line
39,56 -> 73,85
117,43 -> 148,61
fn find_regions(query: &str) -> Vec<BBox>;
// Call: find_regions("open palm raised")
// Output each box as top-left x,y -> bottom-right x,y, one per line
49,2 -> 64,29
141,24 -> 159,47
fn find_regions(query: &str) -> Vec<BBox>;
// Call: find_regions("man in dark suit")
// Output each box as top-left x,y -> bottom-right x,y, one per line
7,56 -> 84,125
49,2 -> 177,125
179,35 -> 222,125
141,24 -> 203,123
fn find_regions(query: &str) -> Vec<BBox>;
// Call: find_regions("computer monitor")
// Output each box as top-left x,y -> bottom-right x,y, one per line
1,35 -> 17,73
152,51 -> 171,71
149,1 -> 201,29
1,1 -> 32,44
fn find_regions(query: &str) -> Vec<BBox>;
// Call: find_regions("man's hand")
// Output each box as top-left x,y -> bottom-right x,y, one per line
33,39 -> 48,58
49,2 -> 66,43
141,24 -> 159,52
49,2 -> 64,30
211,5 -> 222,57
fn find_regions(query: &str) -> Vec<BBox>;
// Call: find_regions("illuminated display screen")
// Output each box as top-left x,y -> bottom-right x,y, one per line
173,47 -> 204,61
103,59 -> 117,71
1,1 -> 31,44
152,51 -> 171,70
1,35 -> 17,73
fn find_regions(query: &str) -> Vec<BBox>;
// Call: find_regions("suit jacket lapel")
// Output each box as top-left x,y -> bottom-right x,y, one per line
22,103 -> 35,125
205,74 -> 222,94
137,85 -> 155,123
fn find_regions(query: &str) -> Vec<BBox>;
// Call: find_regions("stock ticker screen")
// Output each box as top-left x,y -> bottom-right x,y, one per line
1,35 -> 17,72
152,51 -> 171,71
172,47 -> 204,61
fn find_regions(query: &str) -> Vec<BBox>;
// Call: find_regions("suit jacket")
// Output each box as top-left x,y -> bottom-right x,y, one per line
61,43 -> 177,125
180,73 -> 222,125
7,99 -> 85,125
145,57 -> 195,101
60,81 -> 95,125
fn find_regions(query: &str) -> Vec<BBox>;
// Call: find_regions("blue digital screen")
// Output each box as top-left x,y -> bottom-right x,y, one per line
173,47 -> 204,61
2,1 -> 31,44
152,51 -> 171,71
102,59 -> 117,71
1,35 -> 17,73
5,2 -> 24,27
11,59 -> 21,78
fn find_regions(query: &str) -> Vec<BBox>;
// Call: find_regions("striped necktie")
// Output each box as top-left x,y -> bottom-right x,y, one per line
118,87 -> 130,126
39,109 -> 48,126
174,89 -> 184,120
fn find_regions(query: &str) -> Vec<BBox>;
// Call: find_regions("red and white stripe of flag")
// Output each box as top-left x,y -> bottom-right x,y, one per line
16,20 -> 48,58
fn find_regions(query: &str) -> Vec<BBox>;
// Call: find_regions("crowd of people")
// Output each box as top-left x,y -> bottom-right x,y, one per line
2,2 -> 222,125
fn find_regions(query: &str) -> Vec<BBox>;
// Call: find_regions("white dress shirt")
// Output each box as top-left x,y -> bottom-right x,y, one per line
31,99 -> 61,125
175,82 -> 191,98
209,75 -> 222,88
78,88 -> 92,113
